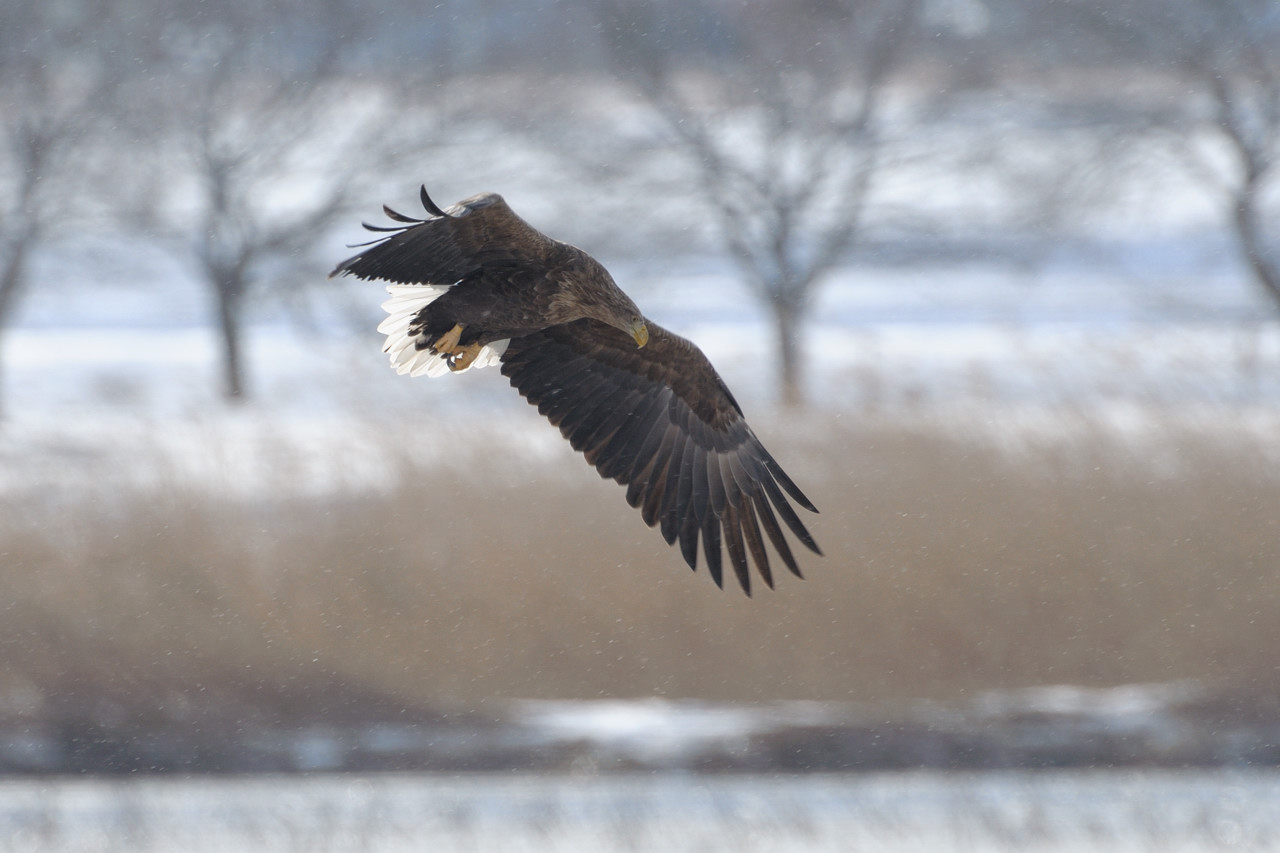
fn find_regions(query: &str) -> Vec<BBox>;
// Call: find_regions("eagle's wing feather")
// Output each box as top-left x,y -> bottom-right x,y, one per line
500,319 -> 820,593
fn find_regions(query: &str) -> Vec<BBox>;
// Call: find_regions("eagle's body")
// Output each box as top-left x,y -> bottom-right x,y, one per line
332,188 -> 820,593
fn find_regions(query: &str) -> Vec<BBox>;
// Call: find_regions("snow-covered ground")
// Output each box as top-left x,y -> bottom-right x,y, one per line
0,770 -> 1277,852
4,243 -> 1280,501
509,683 -> 1224,772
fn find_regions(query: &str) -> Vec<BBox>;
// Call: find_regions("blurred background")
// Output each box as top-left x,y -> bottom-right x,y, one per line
2,0 -> 1280,849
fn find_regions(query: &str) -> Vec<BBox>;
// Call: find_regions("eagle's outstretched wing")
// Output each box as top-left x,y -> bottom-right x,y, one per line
501,319 -> 820,594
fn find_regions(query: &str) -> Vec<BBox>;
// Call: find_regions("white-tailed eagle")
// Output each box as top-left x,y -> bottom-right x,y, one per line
331,187 -> 820,594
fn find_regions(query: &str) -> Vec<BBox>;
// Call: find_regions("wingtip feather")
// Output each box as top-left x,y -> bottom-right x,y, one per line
420,185 -> 449,218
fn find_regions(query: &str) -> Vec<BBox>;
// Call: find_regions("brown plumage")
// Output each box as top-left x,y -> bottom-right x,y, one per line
331,187 -> 820,594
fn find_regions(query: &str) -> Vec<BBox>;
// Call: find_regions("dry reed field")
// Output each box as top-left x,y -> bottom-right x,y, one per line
2,409 -> 1278,735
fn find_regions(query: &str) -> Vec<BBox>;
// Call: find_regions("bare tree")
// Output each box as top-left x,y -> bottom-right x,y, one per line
123,0 -> 427,401
593,0 -> 923,407
1072,0 -> 1280,311
1172,1 -> 1280,310
0,0 -> 123,417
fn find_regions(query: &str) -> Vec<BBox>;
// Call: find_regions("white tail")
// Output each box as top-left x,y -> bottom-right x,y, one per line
378,284 -> 509,377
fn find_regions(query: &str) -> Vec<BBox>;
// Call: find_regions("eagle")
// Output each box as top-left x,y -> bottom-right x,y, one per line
331,187 -> 820,594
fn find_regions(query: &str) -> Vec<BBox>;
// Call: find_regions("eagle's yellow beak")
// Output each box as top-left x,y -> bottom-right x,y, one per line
631,319 -> 650,348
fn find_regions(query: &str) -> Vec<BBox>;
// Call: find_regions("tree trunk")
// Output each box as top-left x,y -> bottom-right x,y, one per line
1234,188 -> 1280,312
773,296 -> 804,409
0,240 -> 31,420
214,278 -> 248,402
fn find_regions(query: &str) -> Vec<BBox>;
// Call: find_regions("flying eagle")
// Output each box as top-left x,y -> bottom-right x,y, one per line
331,187 -> 820,594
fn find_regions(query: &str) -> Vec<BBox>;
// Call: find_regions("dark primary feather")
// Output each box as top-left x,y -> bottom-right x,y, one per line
500,320 -> 821,595
419,184 -> 449,218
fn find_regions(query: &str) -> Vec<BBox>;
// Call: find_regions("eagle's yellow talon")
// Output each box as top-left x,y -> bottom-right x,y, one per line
432,323 -> 464,355
449,342 -> 484,371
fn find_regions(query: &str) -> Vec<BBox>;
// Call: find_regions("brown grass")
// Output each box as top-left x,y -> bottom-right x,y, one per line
2,412 -> 1278,725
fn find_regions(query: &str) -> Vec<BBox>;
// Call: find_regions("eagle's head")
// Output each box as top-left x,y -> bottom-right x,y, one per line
556,266 -> 649,348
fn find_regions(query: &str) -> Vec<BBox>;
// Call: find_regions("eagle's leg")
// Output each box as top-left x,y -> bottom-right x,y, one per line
430,323 -> 464,355
449,342 -> 485,372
